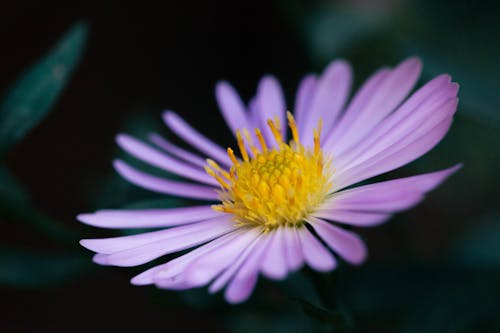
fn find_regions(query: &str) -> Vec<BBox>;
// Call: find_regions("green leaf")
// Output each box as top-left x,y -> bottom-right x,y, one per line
0,22 -> 88,155
0,248 -> 91,288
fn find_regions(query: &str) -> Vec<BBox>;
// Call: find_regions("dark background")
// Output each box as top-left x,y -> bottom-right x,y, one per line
1,1 -> 499,332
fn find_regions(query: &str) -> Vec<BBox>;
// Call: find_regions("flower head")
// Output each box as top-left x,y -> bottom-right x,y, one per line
79,57 -> 461,303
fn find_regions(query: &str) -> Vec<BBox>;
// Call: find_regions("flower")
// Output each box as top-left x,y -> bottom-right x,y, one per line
79,57 -> 460,304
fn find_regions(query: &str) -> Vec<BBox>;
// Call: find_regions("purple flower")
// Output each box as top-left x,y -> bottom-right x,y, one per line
79,57 -> 461,303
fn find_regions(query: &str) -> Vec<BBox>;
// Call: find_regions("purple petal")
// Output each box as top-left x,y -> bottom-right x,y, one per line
80,215 -> 233,254
320,165 -> 461,221
326,58 -> 422,155
113,159 -> 218,201
256,75 -> 286,144
313,210 -> 391,227
260,227 -> 288,280
148,133 -> 207,168
207,233 -> 264,295
323,67 -> 390,147
335,112 -> 455,190
81,216 -> 236,267
297,227 -> 337,272
162,111 -> 231,166
300,60 -> 352,147
283,227 -> 303,271
335,76 -> 458,171
308,217 -> 367,265
294,74 -> 317,134
116,134 -> 217,186
216,81 -> 250,136
77,205 -> 220,229
133,230 -> 242,286
210,233 -> 271,303
182,228 -> 260,286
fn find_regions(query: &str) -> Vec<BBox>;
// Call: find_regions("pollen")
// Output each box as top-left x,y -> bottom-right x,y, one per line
206,112 -> 333,230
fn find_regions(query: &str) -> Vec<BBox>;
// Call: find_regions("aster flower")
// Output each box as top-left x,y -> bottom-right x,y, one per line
79,57 -> 460,304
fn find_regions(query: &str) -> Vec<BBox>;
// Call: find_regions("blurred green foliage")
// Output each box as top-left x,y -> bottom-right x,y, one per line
0,23 -> 90,287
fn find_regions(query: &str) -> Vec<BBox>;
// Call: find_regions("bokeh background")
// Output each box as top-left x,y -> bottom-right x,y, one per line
1,1 -> 499,332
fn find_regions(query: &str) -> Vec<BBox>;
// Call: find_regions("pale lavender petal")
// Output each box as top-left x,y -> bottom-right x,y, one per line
283,227 -> 303,271
260,227 -> 288,280
335,114 -> 455,190
297,227 -> 336,271
308,217 -> 367,265
224,269 -> 258,304
133,230 -> 242,286
207,233 -> 264,295
216,81 -> 250,136
335,77 -> 458,171
323,67 -> 390,146
77,205 -> 220,229
85,216 -> 236,267
162,111 -> 231,166
300,60 -> 352,147
80,216 -> 233,254
256,75 -> 286,143
182,228 -> 261,286
294,74 -> 317,134
321,165 -> 461,218
325,58 -> 422,155
116,134 -> 217,186
148,133 -> 207,168
113,160 -> 218,200
313,210 -> 391,227
209,232 -> 271,295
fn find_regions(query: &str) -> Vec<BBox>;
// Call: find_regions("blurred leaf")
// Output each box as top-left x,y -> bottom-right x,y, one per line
0,248 -> 91,288
0,22 -> 88,155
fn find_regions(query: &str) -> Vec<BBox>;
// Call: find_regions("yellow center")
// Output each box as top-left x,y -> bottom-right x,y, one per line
205,112 -> 333,230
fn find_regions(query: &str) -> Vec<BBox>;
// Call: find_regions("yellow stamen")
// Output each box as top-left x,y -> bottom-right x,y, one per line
255,128 -> 267,152
267,119 -> 282,144
207,114 -> 333,230
236,130 -> 249,162
227,148 -> 239,165
287,111 -> 299,143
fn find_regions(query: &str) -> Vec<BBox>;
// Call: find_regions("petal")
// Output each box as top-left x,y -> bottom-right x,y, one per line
260,227 -> 288,280
133,230 -> 242,286
308,217 -> 367,265
211,233 -> 272,303
83,216 -> 236,267
182,228 -> 261,286
321,164 -> 461,218
312,210 -> 391,227
283,227 -> 303,271
77,205 -> 220,229
335,113 -> 455,190
80,215 -> 233,254
207,233 -> 264,296
297,227 -> 336,271
323,67 -> 390,147
326,57 -> 422,155
300,60 -> 352,147
294,74 -> 317,134
335,76 -> 458,171
215,81 -> 250,136
116,134 -> 217,186
256,75 -> 286,144
113,160 -> 219,201
148,133 -> 207,168
162,111 -> 231,166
